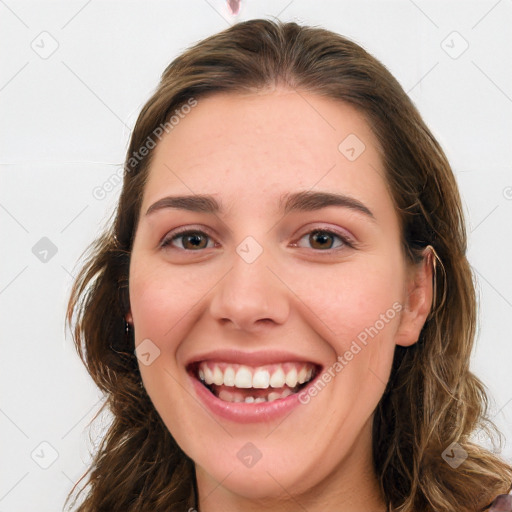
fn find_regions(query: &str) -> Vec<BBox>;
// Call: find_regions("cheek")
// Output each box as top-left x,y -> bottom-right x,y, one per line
293,259 -> 403,340
127,258 -> 208,396
128,257 -> 209,337
286,257 -> 404,394
291,261 -> 403,424
127,258 -> 211,437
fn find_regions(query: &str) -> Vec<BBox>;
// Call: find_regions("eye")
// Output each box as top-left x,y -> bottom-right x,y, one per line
294,229 -> 352,251
161,229 -> 216,251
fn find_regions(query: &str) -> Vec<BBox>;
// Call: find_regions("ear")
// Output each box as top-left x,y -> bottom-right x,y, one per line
395,247 -> 434,347
125,311 -> 133,325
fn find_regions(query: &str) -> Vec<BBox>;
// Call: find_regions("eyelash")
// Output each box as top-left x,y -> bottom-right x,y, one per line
160,226 -> 355,252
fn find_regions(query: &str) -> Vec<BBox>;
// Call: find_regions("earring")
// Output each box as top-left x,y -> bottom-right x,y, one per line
424,245 -> 445,320
125,321 -> 131,334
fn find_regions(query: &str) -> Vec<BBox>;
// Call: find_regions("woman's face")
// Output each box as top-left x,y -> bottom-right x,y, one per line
127,89 -> 432,505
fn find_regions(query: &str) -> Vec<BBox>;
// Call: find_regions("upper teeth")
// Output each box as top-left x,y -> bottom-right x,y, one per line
197,362 -> 314,389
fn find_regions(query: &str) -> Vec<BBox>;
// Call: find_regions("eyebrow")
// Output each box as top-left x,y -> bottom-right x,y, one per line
146,195 -> 220,215
145,191 -> 375,220
280,191 -> 375,219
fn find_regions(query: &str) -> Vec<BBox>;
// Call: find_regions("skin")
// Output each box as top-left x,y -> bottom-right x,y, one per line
126,88 -> 433,512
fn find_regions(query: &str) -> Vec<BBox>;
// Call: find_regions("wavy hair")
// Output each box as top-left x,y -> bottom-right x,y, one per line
66,18 -> 512,511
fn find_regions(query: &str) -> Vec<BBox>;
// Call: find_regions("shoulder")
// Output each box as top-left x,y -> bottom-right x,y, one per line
486,491 -> 512,511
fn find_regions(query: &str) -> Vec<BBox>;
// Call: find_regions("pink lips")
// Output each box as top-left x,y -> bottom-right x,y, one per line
185,349 -> 322,424
190,372 -> 306,423
185,348 -> 322,368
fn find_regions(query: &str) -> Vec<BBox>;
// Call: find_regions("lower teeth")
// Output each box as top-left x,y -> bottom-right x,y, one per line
215,387 -> 296,403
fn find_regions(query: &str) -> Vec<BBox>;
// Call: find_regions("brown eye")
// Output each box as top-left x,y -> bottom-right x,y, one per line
309,231 -> 336,249
296,229 -> 349,251
182,233 -> 208,250
162,230 -> 214,250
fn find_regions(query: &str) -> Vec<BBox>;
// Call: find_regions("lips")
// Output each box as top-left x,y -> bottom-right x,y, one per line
186,351 -> 322,405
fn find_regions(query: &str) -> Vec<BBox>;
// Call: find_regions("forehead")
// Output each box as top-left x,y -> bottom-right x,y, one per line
141,89 -> 391,217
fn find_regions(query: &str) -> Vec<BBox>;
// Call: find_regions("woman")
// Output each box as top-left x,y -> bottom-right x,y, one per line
66,19 -> 512,512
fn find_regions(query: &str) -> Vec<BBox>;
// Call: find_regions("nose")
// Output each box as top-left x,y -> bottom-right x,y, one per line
208,249 -> 290,333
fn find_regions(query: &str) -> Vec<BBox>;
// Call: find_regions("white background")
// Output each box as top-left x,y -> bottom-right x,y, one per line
1,1 -> 511,510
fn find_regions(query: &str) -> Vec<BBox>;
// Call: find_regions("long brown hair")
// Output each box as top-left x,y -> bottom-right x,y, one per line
66,19 -> 512,511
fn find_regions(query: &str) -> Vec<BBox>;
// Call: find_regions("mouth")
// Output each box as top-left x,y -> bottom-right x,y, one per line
187,361 -> 321,404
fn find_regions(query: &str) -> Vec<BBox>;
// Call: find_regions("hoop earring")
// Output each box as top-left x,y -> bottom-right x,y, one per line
424,244 -> 446,320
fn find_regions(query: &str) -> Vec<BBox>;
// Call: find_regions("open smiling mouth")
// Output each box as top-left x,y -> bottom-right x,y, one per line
188,361 -> 321,403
